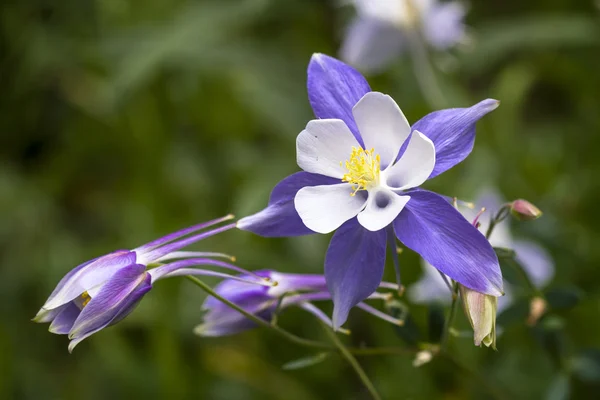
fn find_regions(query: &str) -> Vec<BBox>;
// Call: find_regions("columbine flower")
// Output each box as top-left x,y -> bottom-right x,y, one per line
409,189 -> 554,313
238,54 -> 502,329
195,270 -> 403,337
340,0 -> 468,72
34,215 -> 269,352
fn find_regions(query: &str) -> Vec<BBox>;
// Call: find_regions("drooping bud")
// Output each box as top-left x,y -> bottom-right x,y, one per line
459,285 -> 498,349
510,199 -> 542,221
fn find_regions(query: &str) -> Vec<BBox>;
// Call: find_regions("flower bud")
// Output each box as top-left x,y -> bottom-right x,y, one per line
459,285 -> 498,349
510,199 -> 542,221
527,296 -> 547,326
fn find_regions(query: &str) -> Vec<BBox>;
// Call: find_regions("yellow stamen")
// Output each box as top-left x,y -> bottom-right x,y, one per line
341,147 -> 381,196
81,291 -> 91,307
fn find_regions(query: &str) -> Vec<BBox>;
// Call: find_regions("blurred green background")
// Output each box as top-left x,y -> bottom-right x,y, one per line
2,0 -> 600,398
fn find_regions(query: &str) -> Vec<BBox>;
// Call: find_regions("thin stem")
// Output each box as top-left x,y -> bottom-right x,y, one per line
386,225 -> 403,293
186,275 -> 331,350
321,322 -> 382,400
437,270 -> 453,294
186,276 -> 417,357
441,282 -> 460,349
406,30 -> 447,109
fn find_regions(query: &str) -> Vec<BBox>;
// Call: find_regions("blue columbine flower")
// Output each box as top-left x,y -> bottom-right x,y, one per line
341,0 -> 468,72
34,215 -> 270,352
237,54 -> 503,329
195,270 -> 403,337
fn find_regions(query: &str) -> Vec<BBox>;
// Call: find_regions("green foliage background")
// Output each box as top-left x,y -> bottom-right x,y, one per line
2,0 -> 600,398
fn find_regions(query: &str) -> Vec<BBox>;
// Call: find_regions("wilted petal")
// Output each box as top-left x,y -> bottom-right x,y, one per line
385,131 -> 436,190
422,2 -> 466,49
393,190 -> 503,296
48,302 -> 81,334
69,264 -> 148,343
352,92 -> 411,169
325,218 -> 387,329
295,183 -> 367,234
296,119 -> 360,178
237,172 -> 338,237
196,307 -> 274,337
411,99 -> 499,178
513,240 -> 554,288
307,53 -> 371,143
42,250 -> 137,311
357,188 -> 410,232
340,17 -> 405,74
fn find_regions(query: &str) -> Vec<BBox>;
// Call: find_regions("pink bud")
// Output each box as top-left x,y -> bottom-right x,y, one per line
510,199 -> 543,221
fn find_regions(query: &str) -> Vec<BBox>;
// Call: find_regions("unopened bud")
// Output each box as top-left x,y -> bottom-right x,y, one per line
527,296 -> 547,326
510,199 -> 542,221
459,285 -> 498,349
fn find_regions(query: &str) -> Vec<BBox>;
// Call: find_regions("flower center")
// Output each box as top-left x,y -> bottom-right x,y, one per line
341,147 -> 381,196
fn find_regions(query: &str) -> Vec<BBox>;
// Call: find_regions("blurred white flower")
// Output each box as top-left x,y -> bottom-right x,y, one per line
340,0 -> 468,72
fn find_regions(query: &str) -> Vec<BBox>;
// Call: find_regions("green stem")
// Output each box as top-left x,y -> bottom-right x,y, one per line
187,275 -> 331,349
440,282 -> 460,349
406,30 -> 447,109
321,322 -> 382,400
186,276 -> 416,357
386,226 -> 402,291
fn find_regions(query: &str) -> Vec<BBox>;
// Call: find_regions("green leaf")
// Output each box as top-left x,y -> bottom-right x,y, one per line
282,353 -> 329,371
545,373 -> 570,400
494,247 -> 525,286
545,286 -> 584,310
571,349 -> 600,383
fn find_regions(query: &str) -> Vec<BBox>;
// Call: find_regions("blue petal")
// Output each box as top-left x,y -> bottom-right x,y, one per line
325,218 -> 387,329
307,53 -> 371,144
68,264 -> 150,351
411,99 -> 499,178
393,190 -> 503,296
48,302 -> 81,334
237,172 -> 338,237
41,250 -> 137,311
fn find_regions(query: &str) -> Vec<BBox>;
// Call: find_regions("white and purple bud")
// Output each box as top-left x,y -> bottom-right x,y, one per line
34,215 -> 269,352
195,271 -> 404,337
459,285 -> 498,349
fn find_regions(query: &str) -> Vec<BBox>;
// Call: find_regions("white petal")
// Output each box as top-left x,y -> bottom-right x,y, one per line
357,188 -> 410,232
385,130 -> 435,191
352,92 -> 411,169
296,119 -> 360,178
294,183 -> 367,234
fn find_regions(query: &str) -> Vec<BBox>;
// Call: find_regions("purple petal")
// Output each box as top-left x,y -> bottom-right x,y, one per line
307,53 -> 371,144
513,240 -> 554,288
237,172 -> 338,237
48,302 -> 82,334
325,218 -> 387,329
69,264 -> 148,342
196,306 -> 274,337
393,190 -> 503,296
411,99 -> 499,178
340,17 -> 405,73
41,250 -> 137,311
